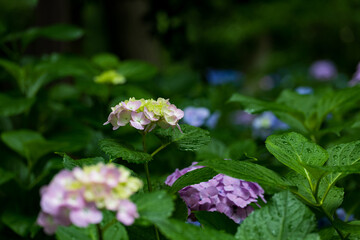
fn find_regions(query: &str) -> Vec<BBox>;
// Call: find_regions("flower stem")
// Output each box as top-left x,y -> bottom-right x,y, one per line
142,133 -> 153,192
142,133 -> 160,240
144,162 -> 153,192
96,224 -> 103,240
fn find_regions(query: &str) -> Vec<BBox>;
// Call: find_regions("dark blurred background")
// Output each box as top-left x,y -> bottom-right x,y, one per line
2,0 -> 360,77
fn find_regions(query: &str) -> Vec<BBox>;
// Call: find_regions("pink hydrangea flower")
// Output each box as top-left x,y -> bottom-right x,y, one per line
165,162 -> 266,223
104,97 -> 184,133
37,163 -> 142,235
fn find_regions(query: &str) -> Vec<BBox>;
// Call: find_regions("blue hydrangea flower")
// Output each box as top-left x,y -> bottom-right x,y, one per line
183,107 -> 211,127
205,111 -> 220,129
206,69 -> 243,86
295,86 -> 313,95
252,111 -> 289,139
309,60 -> 337,81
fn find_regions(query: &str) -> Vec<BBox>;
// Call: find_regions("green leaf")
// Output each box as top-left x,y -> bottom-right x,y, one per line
333,220 -> 360,234
59,153 -> 105,170
0,94 -> 34,116
36,24 -> 84,41
169,167 -> 218,194
200,158 -> 288,188
195,211 -> 238,234
285,172 -> 343,216
132,191 -> 174,224
103,222 -> 128,240
1,130 -> 59,164
92,53 -> 120,70
276,90 -> 317,119
56,225 -> 97,240
266,132 -> 328,178
101,211 -> 128,240
99,139 -> 152,163
229,93 -> 293,114
227,140 -> 257,160
315,87 -> 360,125
229,93 -> 307,133
117,60 -> 158,81
196,139 -> 227,160
0,168 -> 15,185
155,124 -> 211,152
155,219 -> 236,240
1,211 -> 34,237
324,140 -> 360,187
0,58 -> 24,83
236,191 -> 320,240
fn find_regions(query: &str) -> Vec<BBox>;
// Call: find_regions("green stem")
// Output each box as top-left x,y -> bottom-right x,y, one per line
96,224 -> 103,240
141,133 -> 160,240
142,133 -> 153,192
151,143 -> 170,157
144,162 -> 153,192
321,207 -> 345,240
101,218 -> 117,233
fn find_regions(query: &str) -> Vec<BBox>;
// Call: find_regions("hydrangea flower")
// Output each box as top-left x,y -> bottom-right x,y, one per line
295,86 -> 313,95
231,110 -> 256,126
165,162 -> 266,223
183,107 -> 210,127
349,62 -> 360,86
205,111 -> 221,129
94,70 -> 126,85
104,97 -> 184,133
206,69 -> 242,86
309,60 -> 337,81
252,111 -> 289,139
37,163 -> 142,235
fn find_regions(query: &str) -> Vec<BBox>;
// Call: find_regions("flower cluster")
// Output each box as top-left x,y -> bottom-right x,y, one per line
309,60 -> 337,81
104,97 -> 184,132
37,163 -> 142,235
183,106 -> 220,129
252,111 -> 289,139
206,69 -> 243,86
295,86 -> 313,95
165,162 -> 266,223
94,70 -> 126,85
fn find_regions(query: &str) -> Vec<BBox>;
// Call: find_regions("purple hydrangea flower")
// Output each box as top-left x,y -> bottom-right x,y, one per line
349,62 -> 360,87
183,107 -> 211,127
252,111 -> 289,139
295,86 -> 313,95
37,163 -> 142,235
165,162 -> 266,224
309,60 -> 337,81
206,69 -> 242,86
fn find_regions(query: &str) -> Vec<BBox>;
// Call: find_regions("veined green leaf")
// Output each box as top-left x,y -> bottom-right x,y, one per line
58,153 -> 105,170
200,158 -> 288,188
99,139 -> 152,163
266,132 -> 328,179
132,191 -> 174,224
155,219 -> 236,240
155,124 -> 211,152
169,167 -> 218,193
236,191 -> 320,240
